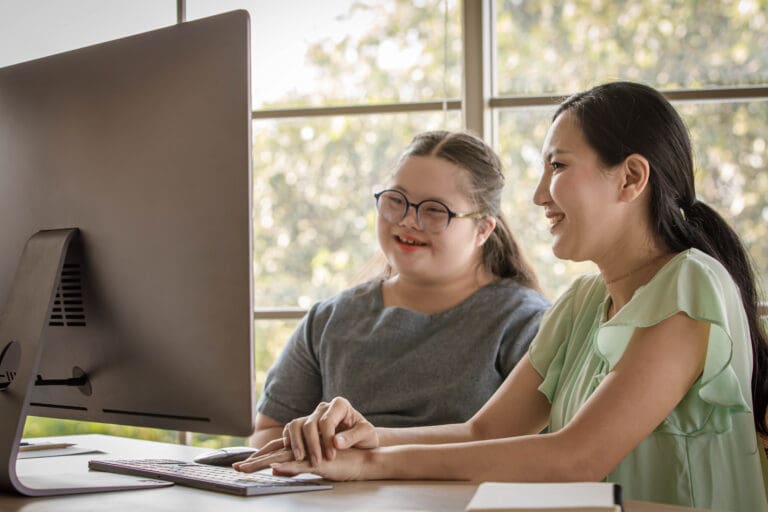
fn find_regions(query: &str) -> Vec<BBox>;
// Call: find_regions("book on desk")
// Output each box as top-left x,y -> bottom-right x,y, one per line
465,482 -> 622,512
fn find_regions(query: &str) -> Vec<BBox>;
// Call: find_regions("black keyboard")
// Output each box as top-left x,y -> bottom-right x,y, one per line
88,458 -> 333,496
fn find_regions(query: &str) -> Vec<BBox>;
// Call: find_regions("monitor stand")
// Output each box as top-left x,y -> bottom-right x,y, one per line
0,229 -> 170,496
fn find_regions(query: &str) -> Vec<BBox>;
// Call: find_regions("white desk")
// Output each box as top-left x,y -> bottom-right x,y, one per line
1,434 -> 710,512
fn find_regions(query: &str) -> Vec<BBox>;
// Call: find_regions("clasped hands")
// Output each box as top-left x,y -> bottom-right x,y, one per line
233,397 -> 377,481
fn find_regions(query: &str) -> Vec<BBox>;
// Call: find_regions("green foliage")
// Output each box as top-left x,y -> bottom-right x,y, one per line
495,0 -> 768,94
268,0 -> 461,108
23,417 -> 180,444
684,101 -> 768,292
30,0 -> 768,446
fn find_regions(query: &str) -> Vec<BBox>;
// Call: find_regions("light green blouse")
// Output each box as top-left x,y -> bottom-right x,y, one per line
529,249 -> 768,511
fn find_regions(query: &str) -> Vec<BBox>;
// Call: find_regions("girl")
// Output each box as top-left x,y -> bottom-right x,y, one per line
250,131 -> 550,451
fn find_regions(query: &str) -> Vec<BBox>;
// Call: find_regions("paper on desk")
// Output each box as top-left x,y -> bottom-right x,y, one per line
18,446 -> 103,459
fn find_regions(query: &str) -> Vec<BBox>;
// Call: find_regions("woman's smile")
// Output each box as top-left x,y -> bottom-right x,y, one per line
545,210 -> 565,233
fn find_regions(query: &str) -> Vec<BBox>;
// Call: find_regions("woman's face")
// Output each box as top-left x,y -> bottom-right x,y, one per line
376,155 -> 493,284
533,110 -> 627,263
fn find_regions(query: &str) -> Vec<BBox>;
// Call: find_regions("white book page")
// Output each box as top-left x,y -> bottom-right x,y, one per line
467,482 -> 618,510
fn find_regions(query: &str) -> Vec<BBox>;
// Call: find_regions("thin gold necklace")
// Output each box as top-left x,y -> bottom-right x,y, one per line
603,253 -> 668,286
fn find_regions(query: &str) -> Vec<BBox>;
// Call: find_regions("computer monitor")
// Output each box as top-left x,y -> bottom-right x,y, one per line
0,10 -> 253,495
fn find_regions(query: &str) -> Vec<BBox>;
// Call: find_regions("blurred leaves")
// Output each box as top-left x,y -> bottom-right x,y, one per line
27,0 -> 768,445
496,0 -> 768,95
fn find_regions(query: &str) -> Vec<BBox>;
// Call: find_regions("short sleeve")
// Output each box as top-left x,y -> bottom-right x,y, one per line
595,250 -> 752,434
495,287 -> 551,377
528,278 -> 580,403
256,305 -> 323,423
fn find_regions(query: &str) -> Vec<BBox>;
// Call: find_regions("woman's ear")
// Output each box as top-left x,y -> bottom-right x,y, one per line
618,153 -> 650,203
476,217 -> 497,246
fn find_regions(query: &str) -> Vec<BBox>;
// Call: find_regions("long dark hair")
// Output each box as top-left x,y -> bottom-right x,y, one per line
555,81 -> 768,436
396,130 -> 541,292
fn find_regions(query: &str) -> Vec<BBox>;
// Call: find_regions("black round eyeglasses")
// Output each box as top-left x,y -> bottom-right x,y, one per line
373,189 -> 484,234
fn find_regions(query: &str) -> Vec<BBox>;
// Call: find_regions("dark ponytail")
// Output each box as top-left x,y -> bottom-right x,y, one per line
556,82 -> 768,436
672,201 -> 768,436
399,131 -> 541,292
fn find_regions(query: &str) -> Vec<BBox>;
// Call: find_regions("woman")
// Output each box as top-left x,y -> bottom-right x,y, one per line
250,131 -> 550,450
237,83 -> 768,512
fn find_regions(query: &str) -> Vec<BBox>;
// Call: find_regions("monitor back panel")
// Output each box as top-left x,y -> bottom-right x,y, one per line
0,11 -> 253,435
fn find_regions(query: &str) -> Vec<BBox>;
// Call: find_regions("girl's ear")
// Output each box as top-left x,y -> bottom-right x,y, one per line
476,216 -> 497,247
618,153 -> 650,203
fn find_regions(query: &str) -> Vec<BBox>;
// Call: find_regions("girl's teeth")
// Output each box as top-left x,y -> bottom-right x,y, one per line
397,235 -> 424,246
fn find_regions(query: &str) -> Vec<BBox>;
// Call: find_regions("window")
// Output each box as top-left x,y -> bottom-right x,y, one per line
8,0 -> 767,446
492,0 -> 768,297
0,1 -> 175,68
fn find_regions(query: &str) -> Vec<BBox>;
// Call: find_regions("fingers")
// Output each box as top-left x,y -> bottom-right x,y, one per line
271,448 -> 367,482
232,447 -> 293,473
301,403 -> 330,466
270,460 -> 312,477
280,398 -> 371,467
332,421 -> 376,449
286,419 -> 306,462
252,437 -> 285,457
318,397 -> 354,460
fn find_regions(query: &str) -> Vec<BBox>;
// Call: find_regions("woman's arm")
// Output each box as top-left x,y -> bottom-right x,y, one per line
377,353 -> 551,447
272,312 -> 709,482
234,354 -> 550,472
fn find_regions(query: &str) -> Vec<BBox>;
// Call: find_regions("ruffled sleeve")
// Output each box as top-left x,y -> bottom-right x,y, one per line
594,249 -> 753,435
529,276 -> 585,402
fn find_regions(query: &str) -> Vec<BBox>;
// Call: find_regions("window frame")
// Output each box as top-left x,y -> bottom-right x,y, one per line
154,0 -> 768,445
241,0 -> 768,320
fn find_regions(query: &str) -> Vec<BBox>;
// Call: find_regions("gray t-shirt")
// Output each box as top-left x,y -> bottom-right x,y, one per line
257,278 -> 550,427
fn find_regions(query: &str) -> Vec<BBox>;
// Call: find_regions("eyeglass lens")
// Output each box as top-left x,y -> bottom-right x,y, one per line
376,190 -> 450,233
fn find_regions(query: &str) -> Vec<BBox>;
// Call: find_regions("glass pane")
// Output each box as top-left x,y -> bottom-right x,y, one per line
253,319 -> 301,400
0,0 -> 175,68
252,111 -> 462,307
23,416 -> 180,443
495,0 -> 768,96
497,100 -> 768,298
681,100 -> 768,293
188,0 -> 461,108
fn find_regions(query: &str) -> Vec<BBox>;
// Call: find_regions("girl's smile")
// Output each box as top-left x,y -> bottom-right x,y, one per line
393,233 -> 428,251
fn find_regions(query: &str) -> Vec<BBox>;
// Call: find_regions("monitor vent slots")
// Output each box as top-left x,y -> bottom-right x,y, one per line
48,263 -> 86,327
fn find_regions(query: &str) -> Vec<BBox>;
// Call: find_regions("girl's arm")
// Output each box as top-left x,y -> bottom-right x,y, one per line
248,413 -> 285,449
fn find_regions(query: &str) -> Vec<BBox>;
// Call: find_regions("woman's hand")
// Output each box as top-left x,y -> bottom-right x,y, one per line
234,397 -> 377,472
287,397 -> 378,465
283,397 -> 379,467
270,448 -> 370,482
232,442 -> 372,482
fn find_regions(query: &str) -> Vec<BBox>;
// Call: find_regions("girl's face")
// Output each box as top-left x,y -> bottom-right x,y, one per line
533,111 -> 628,263
376,155 -> 494,284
